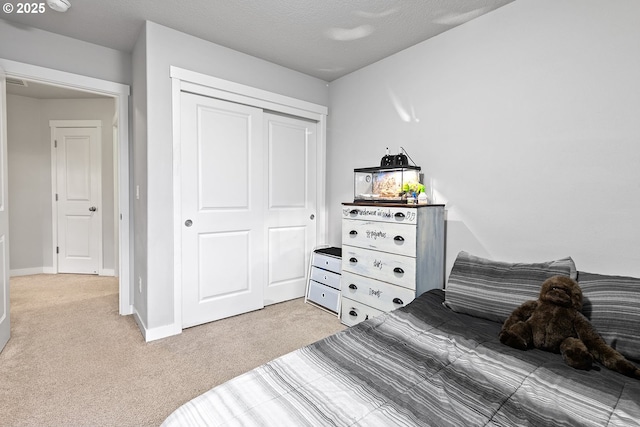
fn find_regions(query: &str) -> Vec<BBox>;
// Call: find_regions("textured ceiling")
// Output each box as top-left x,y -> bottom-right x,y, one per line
2,0 -> 515,82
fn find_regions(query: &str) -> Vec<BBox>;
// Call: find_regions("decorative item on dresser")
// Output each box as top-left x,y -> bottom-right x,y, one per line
340,202 -> 445,326
304,246 -> 342,315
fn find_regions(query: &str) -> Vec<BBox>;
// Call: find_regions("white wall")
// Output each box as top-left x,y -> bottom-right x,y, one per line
7,94 -> 116,275
327,0 -> 640,279
135,21 -> 330,331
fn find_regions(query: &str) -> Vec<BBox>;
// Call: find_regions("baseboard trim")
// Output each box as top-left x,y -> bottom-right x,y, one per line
10,267 -> 117,277
10,267 -> 46,277
133,308 -> 182,342
121,304 -> 134,316
132,309 -> 146,339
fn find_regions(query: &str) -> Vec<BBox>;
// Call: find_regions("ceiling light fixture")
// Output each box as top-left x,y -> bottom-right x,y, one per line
47,0 -> 71,12
325,25 -> 374,42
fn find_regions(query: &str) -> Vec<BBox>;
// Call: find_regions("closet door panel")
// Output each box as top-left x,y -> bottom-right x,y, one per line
264,113 -> 317,305
181,93 -> 265,328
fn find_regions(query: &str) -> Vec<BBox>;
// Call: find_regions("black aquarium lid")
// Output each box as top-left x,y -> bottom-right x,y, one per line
354,165 -> 421,173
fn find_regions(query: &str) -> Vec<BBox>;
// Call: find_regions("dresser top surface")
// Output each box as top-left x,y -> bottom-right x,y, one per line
342,202 -> 445,208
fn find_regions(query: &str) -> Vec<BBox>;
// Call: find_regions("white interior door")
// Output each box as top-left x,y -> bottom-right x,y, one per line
53,124 -> 102,274
264,113 -> 317,305
181,92 -> 265,328
0,68 -> 10,352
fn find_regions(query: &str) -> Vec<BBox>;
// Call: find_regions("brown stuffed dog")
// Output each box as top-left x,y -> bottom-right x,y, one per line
499,276 -> 640,379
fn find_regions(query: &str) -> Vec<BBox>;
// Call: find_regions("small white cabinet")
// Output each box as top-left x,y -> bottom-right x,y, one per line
305,247 -> 342,314
340,203 -> 445,326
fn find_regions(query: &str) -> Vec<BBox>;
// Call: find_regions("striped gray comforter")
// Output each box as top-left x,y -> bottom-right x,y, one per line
162,290 -> 640,426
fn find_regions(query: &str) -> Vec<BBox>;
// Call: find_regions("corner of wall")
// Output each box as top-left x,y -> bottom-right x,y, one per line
131,18 -> 149,328
133,307 -> 181,342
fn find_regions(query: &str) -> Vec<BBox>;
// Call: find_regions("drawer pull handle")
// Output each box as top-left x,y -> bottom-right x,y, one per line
394,212 -> 405,219
349,230 -> 358,236
349,257 -> 358,263
348,284 -> 357,290
349,209 -> 359,215
349,310 -> 358,317
393,267 -> 404,274
394,235 -> 404,242
393,297 -> 404,305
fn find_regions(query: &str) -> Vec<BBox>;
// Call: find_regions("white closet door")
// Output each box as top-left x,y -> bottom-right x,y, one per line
180,93 -> 265,328
264,113 -> 317,305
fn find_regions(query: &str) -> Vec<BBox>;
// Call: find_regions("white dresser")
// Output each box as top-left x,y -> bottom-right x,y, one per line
340,203 -> 445,326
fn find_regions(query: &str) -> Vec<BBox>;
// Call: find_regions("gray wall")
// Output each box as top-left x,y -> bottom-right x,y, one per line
7,94 -> 117,274
0,19 -> 131,86
327,0 -> 640,279
6,95 -> 43,271
131,23 -> 148,325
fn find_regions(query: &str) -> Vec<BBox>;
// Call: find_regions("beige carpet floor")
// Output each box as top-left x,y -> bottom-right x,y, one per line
1,274 -> 346,426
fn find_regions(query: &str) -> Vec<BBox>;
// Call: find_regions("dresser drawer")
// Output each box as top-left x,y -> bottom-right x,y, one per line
340,297 -> 384,327
342,219 -> 416,257
312,252 -> 341,274
307,281 -> 340,313
341,271 -> 415,313
342,246 -> 416,290
310,266 -> 341,290
342,205 -> 418,225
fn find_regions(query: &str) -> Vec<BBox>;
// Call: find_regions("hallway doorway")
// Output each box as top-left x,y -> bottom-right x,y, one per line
0,58 -> 131,316
7,82 -> 116,277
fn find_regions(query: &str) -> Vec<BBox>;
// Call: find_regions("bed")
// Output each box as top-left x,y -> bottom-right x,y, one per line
162,252 -> 640,426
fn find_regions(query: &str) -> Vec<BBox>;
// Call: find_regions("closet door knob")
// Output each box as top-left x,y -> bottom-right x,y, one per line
89,206 -> 97,212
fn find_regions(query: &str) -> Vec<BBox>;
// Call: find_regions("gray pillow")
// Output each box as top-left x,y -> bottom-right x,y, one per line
444,251 -> 577,323
579,272 -> 640,362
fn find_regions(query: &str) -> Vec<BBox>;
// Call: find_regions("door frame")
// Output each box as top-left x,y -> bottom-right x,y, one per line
0,58 -> 132,315
170,66 -> 328,334
50,120 -> 103,275
0,66 -> 10,352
